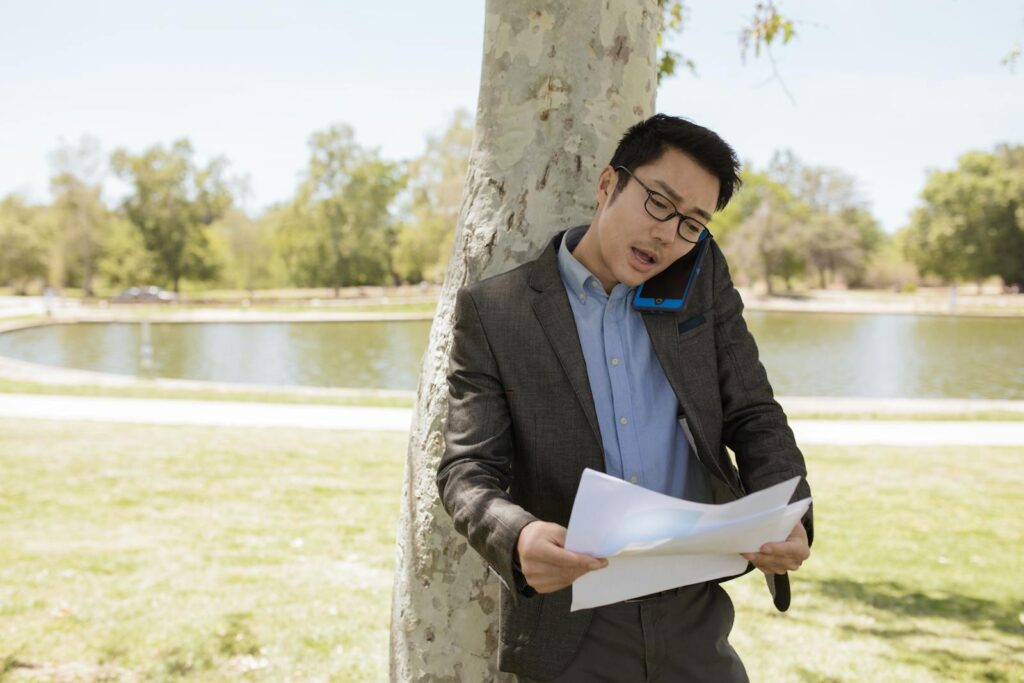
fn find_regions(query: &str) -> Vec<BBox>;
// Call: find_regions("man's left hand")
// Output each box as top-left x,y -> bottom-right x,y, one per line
741,521 -> 809,574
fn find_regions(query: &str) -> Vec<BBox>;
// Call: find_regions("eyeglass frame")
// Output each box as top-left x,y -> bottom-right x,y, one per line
614,165 -> 712,244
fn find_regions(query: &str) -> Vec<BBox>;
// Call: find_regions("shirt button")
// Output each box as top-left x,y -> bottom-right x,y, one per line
610,357 -> 620,366
579,293 -> 586,302
619,416 -> 628,425
629,475 -> 638,483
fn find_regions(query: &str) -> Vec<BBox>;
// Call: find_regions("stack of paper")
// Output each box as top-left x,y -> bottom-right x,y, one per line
564,469 -> 811,610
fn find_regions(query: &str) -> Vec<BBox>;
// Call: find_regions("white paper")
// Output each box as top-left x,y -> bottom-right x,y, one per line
564,469 -> 811,610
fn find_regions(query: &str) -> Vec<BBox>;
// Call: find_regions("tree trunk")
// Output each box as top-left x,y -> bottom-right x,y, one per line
389,2 -> 659,680
78,193 -> 95,297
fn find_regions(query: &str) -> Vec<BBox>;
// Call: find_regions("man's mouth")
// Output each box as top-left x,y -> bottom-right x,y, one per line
631,247 -> 657,266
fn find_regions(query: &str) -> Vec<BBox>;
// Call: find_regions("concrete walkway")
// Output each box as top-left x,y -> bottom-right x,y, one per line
0,394 -> 412,433
1,394 -> 1022,446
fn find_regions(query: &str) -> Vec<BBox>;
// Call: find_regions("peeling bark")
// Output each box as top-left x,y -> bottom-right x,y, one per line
390,2 -> 659,680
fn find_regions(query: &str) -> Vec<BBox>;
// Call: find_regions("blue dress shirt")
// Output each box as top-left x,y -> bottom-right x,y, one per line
557,226 -> 690,499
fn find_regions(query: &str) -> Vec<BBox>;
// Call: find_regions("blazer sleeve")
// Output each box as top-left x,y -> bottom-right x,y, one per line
710,243 -> 814,546
436,286 -> 539,598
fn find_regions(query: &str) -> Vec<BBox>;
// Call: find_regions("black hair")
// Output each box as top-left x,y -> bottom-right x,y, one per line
608,114 -> 742,212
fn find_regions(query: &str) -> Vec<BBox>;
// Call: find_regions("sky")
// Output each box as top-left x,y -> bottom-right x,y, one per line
1,0 -> 1021,232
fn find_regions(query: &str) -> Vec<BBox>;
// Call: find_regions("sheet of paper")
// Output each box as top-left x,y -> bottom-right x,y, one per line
564,468 -> 811,610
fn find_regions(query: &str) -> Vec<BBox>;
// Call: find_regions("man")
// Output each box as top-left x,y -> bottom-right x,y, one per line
437,114 -> 813,682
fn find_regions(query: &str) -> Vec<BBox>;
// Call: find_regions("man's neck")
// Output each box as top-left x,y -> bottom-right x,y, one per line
571,223 -> 618,294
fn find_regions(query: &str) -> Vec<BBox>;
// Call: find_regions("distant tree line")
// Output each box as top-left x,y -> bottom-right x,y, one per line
0,110 -> 471,296
0,112 -> 1019,295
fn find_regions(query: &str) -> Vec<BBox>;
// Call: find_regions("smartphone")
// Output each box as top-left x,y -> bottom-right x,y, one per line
632,239 -> 710,312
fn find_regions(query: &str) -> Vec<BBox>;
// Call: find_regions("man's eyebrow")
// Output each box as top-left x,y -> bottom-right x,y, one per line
654,180 -> 713,222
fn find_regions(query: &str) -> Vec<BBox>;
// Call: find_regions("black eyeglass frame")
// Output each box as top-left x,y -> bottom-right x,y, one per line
614,165 -> 712,244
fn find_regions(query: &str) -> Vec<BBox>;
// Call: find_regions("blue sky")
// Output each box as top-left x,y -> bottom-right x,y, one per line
1,1 -> 1021,231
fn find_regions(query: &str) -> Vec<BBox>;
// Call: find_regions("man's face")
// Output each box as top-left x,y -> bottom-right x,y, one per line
575,147 -> 720,292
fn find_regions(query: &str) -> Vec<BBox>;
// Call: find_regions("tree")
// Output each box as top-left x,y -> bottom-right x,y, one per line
715,153 -> 883,292
0,194 -> 48,293
392,109 -> 473,284
715,169 -> 807,293
212,175 -> 274,295
48,135 -> 106,295
905,145 -> 1024,289
96,213 -> 157,289
389,3 -> 661,680
111,139 -> 232,292
768,152 -> 882,289
277,125 -> 403,293
212,207 -> 274,294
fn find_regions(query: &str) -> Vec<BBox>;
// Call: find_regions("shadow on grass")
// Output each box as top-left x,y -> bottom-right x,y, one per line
810,578 -> 1024,682
812,578 -> 1024,637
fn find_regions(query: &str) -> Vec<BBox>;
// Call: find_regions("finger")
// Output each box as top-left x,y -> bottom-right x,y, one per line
529,540 -> 603,569
759,541 -> 810,560
549,549 -> 606,570
788,522 -> 808,541
744,553 -> 803,573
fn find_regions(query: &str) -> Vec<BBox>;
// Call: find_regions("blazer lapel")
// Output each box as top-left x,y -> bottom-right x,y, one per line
529,235 -> 603,458
643,310 -> 727,485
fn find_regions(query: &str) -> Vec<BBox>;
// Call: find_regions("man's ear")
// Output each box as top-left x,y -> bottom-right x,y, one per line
596,165 -> 617,207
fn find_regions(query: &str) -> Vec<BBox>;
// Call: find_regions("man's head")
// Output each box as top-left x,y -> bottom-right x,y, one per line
607,114 -> 742,211
574,114 -> 741,293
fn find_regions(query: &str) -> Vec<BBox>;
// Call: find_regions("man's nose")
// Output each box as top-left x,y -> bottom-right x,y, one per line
650,218 -> 678,244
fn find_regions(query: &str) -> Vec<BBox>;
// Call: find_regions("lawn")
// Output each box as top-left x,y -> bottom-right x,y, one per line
0,420 -> 1021,681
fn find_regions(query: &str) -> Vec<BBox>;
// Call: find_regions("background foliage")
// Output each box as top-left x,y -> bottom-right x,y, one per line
1,116 -> 1018,296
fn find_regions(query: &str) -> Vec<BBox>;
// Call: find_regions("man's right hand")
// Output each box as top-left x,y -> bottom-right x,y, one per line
516,520 -> 608,594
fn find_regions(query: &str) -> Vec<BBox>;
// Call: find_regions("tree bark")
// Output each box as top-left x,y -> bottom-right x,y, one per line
390,2 -> 659,680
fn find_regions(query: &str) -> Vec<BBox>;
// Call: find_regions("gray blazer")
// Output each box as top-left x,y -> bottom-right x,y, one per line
438,230 -> 813,680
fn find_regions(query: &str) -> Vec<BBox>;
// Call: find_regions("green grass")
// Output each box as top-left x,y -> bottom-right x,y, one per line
1,422 -> 1022,681
0,378 -> 415,409
726,444 -> 1024,682
0,420 -> 406,682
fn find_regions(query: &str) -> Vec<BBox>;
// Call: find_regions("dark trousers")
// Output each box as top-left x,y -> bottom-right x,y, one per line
518,583 -> 748,683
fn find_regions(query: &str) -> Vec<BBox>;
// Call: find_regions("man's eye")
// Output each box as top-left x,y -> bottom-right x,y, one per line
650,197 -> 671,211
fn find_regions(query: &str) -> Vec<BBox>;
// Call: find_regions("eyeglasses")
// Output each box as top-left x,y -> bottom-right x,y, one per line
615,166 -> 711,244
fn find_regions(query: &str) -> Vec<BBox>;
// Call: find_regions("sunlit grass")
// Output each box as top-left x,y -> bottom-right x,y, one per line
1,421 -> 1021,681
727,444 -> 1024,682
0,420 -> 405,681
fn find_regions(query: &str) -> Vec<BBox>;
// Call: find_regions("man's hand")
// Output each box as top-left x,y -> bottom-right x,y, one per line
516,521 -> 608,594
741,521 -> 809,575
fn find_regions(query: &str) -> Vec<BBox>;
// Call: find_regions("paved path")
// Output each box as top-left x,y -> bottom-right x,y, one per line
1,394 -> 1023,445
0,394 -> 412,432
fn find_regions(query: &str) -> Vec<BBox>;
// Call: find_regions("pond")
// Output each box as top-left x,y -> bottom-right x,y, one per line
0,313 -> 1021,399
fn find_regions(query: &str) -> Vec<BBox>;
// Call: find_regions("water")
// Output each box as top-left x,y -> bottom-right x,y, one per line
0,321 -> 432,391
0,313 -> 1021,399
